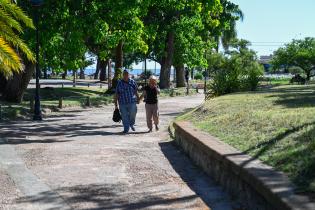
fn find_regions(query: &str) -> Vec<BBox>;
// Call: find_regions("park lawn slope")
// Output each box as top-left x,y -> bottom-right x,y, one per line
178,84 -> 315,198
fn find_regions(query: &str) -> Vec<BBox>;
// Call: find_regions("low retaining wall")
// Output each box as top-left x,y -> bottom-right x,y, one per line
173,121 -> 315,210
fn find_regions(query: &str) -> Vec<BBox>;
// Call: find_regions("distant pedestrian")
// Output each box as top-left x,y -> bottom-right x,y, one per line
141,76 -> 160,132
185,67 -> 189,84
114,70 -> 140,133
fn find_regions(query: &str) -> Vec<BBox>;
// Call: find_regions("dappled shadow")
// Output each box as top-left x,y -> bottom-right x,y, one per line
272,126 -> 315,200
159,142 -> 237,210
260,85 -> 315,108
268,92 -> 315,108
223,120 -> 315,201
0,138 -> 72,145
16,183 -> 200,210
237,121 -> 315,167
224,85 -> 315,108
0,112 -> 126,145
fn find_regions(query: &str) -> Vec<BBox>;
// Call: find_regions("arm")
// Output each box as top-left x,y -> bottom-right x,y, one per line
114,93 -> 119,108
140,90 -> 147,101
136,91 -> 140,103
156,86 -> 160,95
114,81 -> 120,108
134,82 -> 140,103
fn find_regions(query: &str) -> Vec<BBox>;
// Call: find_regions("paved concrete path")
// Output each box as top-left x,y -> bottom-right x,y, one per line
0,95 -> 237,210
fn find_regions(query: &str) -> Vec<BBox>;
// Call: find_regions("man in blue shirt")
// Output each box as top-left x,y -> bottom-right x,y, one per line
114,70 -> 140,133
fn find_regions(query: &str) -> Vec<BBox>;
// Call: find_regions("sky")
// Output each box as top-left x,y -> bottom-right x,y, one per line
230,0 -> 315,56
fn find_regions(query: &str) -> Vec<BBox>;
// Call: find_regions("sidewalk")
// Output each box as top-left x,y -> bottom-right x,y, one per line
0,95 -> 236,210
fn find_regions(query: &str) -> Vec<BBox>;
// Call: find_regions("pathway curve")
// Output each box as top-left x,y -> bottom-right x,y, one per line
0,95 -> 237,210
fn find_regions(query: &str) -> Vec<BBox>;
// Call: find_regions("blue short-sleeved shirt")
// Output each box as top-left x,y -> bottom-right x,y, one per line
116,79 -> 138,105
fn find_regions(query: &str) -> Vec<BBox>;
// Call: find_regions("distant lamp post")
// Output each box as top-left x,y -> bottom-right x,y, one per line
30,0 -> 44,121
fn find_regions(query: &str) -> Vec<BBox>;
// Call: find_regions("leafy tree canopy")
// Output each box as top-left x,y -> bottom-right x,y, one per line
272,37 -> 315,80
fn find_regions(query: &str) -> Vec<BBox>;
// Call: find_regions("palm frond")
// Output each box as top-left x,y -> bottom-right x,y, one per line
0,8 -> 23,32
0,37 -> 22,76
0,61 -> 13,77
0,26 -> 35,62
0,0 -> 35,76
0,0 -> 34,29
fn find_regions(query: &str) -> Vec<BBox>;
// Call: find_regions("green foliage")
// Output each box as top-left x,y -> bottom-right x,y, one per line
111,68 -> 123,90
17,0 -> 243,82
272,37 -> 315,80
144,0 -> 223,66
241,62 -> 264,91
194,72 -> 203,80
207,39 -> 263,96
0,0 -> 34,77
208,0 -> 243,51
289,66 -> 304,75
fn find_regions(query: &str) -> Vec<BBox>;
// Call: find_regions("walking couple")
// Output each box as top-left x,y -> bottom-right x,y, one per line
114,70 -> 160,134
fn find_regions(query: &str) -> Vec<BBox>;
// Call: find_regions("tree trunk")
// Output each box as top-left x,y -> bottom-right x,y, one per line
99,59 -> 108,81
115,40 -> 123,70
306,70 -> 311,81
62,70 -> 67,79
175,64 -> 186,87
215,36 -> 219,53
94,58 -> 100,79
73,70 -> 77,87
191,68 -> 194,80
159,31 -> 175,89
2,59 -> 35,103
108,59 -> 112,89
79,67 -> 85,79
43,67 -> 48,79
111,40 -> 124,90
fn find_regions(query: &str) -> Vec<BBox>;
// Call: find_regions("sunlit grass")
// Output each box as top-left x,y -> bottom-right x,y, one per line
178,84 -> 315,198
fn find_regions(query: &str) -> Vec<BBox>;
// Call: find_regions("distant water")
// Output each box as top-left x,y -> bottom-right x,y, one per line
84,68 -> 174,76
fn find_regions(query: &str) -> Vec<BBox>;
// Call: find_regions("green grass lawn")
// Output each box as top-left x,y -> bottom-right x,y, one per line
259,77 -> 292,86
24,87 -> 112,108
0,87 -> 112,120
178,84 -> 315,198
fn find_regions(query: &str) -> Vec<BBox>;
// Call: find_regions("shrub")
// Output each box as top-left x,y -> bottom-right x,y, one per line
207,49 -> 263,96
289,66 -> 304,75
194,72 -> 203,80
241,62 -> 264,91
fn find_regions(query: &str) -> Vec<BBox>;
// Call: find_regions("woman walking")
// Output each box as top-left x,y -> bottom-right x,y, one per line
141,76 -> 160,132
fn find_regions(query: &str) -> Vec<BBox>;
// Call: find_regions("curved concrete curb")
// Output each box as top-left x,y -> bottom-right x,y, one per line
173,121 -> 315,210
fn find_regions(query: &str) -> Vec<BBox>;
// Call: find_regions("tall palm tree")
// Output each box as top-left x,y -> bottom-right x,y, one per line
216,0 -> 244,52
0,0 -> 35,77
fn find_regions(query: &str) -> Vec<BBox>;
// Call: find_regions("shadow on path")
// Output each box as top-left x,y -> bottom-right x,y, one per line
159,141 -> 237,210
16,183 -> 200,210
